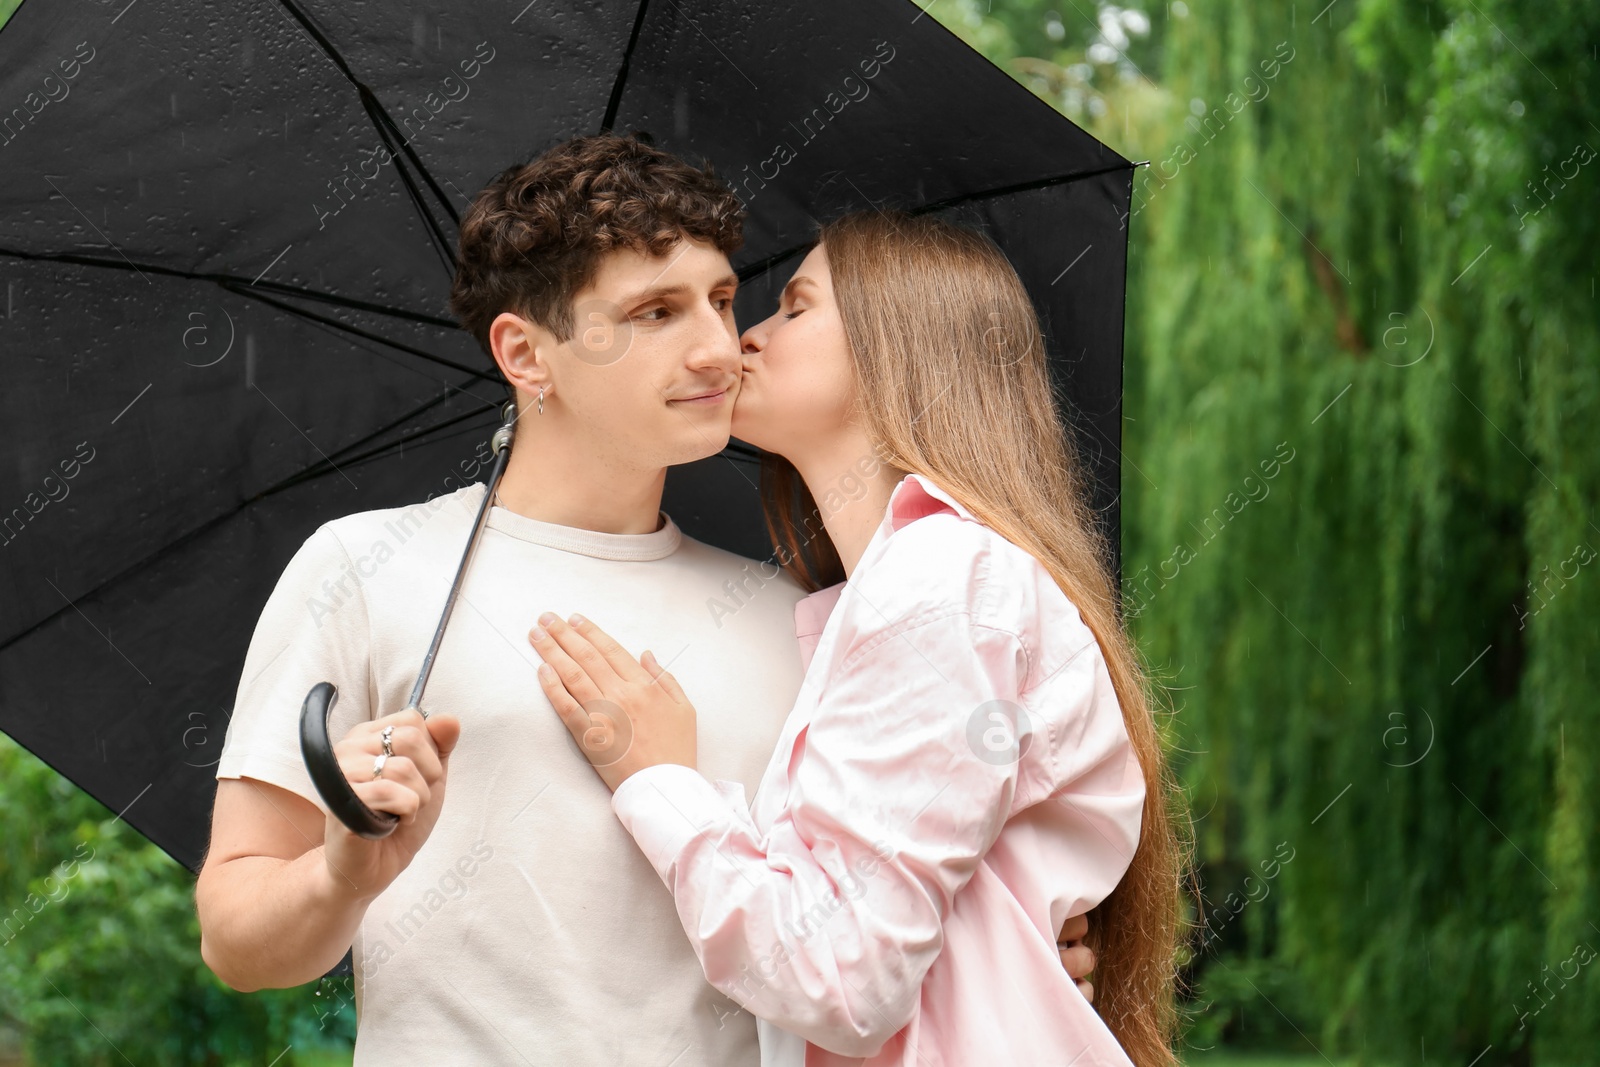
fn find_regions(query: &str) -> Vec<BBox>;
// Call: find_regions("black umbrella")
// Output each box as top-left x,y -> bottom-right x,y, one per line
0,0 -> 1132,878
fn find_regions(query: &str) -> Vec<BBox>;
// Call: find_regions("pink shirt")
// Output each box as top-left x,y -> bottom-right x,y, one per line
611,473 -> 1144,1066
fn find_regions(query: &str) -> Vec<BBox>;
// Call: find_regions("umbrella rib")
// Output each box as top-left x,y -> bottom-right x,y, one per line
0,246 -> 459,329
251,383 -> 496,497
272,402 -> 501,493
600,0 -> 655,132
733,159 -> 1137,284
355,83 -> 461,278
273,0 -> 461,274
0,378 -> 491,658
906,158 -> 1136,217
0,246 -> 496,385
243,291 -> 508,402
222,282 -> 502,386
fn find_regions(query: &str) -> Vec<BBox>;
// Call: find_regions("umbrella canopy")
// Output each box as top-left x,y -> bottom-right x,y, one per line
0,0 -> 1133,874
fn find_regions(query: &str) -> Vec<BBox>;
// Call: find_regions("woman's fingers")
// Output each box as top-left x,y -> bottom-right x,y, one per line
539,614 -> 626,687
537,663 -> 635,769
538,662 -> 590,738
1058,942 -> 1094,981
641,650 -> 692,708
566,614 -> 653,684
528,618 -> 606,704
1057,913 -> 1096,1003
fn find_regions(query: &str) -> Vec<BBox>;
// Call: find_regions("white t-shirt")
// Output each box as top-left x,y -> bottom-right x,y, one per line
216,482 -> 807,1065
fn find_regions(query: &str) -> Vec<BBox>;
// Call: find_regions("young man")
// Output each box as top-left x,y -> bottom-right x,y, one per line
197,133 -> 1096,1064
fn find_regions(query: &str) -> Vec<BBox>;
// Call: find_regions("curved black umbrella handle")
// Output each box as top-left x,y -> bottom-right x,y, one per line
300,681 -> 401,839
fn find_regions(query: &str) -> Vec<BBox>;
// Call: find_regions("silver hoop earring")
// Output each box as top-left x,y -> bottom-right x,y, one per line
537,387 -> 545,415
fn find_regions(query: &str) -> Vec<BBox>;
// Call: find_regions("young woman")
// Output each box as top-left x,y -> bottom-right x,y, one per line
528,210 -> 1187,1066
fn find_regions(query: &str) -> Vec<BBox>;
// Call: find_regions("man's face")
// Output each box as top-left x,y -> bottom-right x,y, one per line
500,235 -> 743,471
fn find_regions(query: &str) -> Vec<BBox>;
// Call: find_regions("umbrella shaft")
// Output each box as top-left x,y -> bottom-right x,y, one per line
406,403 -> 517,714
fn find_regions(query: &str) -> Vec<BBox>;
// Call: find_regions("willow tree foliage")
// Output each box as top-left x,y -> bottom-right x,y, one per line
937,0 -> 1599,1061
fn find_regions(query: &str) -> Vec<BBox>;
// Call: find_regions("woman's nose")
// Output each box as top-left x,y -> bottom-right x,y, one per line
740,323 -> 766,357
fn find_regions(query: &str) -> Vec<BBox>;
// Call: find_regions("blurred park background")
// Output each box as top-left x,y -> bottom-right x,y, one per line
2,0 -> 1596,1063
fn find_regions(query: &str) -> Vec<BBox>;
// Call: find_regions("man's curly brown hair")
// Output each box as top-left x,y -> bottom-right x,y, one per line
448,133 -> 746,371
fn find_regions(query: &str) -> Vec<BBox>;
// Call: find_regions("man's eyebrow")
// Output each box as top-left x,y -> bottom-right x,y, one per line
615,272 -> 739,309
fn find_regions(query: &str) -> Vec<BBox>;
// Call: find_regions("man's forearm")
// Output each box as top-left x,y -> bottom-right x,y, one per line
198,845 -> 371,992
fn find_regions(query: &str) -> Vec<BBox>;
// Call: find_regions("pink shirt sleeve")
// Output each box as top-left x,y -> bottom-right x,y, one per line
610,607 -> 1047,1059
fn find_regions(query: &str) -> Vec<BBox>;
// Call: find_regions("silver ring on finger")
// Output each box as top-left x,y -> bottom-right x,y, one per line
372,752 -> 389,780
380,725 -> 395,757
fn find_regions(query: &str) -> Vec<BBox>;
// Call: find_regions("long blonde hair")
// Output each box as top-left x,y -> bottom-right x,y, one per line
759,210 -> 1193,1066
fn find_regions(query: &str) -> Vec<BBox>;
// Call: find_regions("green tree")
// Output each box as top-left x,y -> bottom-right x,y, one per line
0,734 -> 355,1065
941,1 -> 1599,1061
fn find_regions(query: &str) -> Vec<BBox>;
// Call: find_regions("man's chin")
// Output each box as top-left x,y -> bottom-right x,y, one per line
667,426 -> 734,465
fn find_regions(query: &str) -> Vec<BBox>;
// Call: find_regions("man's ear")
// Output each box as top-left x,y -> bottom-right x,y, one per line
488,310 -> 554,400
